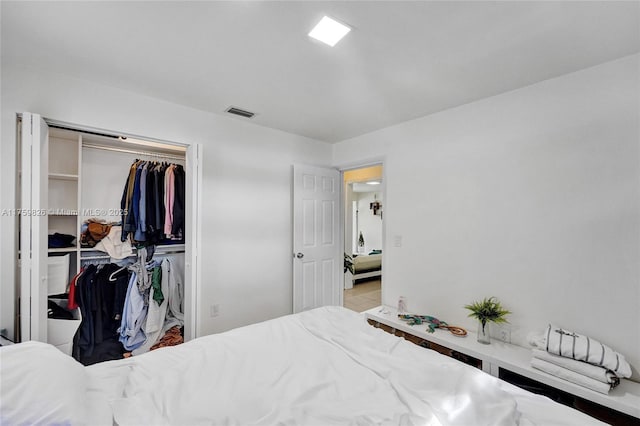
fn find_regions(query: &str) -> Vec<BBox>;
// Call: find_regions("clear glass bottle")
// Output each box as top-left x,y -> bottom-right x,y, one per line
397,296 -> 406,314
477,320 -> 491,344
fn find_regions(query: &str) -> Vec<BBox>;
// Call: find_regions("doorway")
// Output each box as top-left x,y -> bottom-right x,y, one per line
342,164 -> 383,312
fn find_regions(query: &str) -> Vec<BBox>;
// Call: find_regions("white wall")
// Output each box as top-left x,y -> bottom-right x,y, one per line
333,54 -> 640,379
356,191 -> 383,253
0,64 -> 332,340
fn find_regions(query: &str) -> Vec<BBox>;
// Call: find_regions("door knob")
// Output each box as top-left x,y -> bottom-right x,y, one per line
296,252 -> 304,259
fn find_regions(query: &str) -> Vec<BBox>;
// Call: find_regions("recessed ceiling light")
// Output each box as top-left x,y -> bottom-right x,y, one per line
308,16 -> 351,47
366,181 -> 380,185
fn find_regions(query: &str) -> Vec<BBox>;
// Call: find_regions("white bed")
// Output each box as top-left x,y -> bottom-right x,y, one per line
347,253 -> 382,285
1,306 -> 605,425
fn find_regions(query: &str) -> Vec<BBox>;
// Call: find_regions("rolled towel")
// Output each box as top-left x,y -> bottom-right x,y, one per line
543,324 -> 632,378
532,349 -> 619,387
531,358 -> 612,394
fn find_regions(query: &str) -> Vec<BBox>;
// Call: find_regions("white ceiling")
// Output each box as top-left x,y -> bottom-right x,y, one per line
353,182 -> 382,193
2,1 -> 639,143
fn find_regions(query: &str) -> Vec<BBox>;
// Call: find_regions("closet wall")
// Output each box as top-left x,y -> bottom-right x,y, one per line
1,63 -> 333,341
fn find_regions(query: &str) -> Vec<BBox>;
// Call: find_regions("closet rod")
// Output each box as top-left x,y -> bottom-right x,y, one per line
80,251 -> 184,262
83,143 -> 185,161
80,251 -> 185,261
80,255 -> 117,261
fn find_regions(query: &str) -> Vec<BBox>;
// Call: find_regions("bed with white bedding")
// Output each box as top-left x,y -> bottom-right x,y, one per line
1,306 -> 605,425
346,253 -> 382,284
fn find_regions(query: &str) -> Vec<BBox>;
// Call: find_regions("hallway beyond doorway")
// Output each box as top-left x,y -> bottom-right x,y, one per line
344,279 -> 381,312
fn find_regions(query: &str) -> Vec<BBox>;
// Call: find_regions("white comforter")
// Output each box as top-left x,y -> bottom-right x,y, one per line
83,306 -> 603,426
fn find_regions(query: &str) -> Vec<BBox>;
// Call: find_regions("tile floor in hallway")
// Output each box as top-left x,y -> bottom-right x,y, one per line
344,279 -> 381,313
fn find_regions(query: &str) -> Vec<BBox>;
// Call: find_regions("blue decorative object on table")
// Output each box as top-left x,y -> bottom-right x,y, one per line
398,314 -> 467,336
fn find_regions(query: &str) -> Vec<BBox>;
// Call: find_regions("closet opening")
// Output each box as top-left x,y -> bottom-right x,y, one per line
15,113 -> 201,365
342,164 -> 384,313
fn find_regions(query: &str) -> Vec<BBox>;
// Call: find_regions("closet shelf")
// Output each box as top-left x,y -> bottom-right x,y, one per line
80,243 -> 184,251
48,247 -> 77,253
48,173 -> 79,181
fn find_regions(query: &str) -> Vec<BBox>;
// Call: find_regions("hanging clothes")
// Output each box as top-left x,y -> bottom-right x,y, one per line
163,258 -> 184,332
71,263 -> 129,366
145,163 -> 158,242
164,164 -> 175,239
71,155 -> 187,364
130,256 -> 184,355
71,256 -> 185,362
120,160 -> 185,244
171,165 -> 185,240
67,268 -> 84,310
122,160 -> 141,242
73,264 -> 97,361
131,162 -> 144,239
131,261 -> 166,356
95,264 -> 129,343
148,258 -> 185,351
135,162 -> 149,242
152,163 -> 166,244
118,270 -> 147,351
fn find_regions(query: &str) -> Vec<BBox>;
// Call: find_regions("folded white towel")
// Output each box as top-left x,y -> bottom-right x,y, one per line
543,324 -> 631,378
531,358 -> 612,394
532,349 -> 619,387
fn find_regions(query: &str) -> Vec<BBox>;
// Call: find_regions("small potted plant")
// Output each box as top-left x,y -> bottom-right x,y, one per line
464,297 -> 510,344
358,231 -> 365,253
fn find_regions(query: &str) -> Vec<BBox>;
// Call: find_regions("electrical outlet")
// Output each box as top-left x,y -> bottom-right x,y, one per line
494,324 -> 511,343
210,304 -> 220,318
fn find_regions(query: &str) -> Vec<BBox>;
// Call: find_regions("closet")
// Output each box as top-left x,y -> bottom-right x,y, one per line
18,112 -> 201,360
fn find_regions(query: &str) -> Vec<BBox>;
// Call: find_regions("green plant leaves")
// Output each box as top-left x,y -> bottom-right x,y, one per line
464,296 -> 510,325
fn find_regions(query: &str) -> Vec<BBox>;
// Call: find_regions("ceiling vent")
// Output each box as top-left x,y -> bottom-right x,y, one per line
226,106 -> 255,119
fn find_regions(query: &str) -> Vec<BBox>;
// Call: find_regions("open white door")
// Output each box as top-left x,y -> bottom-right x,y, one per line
292,164 -> 341,313
20,112 -> 49,342
184,143 -> 202,340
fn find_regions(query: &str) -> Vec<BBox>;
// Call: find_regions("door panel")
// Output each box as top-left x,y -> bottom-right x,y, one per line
20,112 -> 49,342
293,165 -> 341,313
184,143 -> 203,340
322,200 -> 335,244
303,199 -> 316,246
